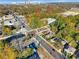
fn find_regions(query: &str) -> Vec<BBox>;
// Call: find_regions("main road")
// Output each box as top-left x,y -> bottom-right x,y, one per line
14,14 -> 65,59
36,35 -> 65,59
23,22 -> 65,59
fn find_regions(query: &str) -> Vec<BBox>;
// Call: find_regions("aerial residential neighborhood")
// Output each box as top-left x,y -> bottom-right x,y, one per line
0,0 -> 79,59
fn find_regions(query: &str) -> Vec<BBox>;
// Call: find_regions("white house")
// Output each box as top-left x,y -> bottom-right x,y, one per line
4,20 -> 14,26
65,46 -> 76,55
2,15 -> 14,21
47,18 -> 56,24
16,28 -> 27,34
3,16 -> 20,27
61,11 -> 79,17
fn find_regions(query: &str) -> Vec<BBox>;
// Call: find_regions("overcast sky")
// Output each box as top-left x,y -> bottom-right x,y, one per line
0,0 -> 79,4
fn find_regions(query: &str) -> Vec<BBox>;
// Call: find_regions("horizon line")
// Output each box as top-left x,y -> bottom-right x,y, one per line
0,2 -> 79,4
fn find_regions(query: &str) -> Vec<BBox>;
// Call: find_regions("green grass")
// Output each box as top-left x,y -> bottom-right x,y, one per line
18,48 -> 34,59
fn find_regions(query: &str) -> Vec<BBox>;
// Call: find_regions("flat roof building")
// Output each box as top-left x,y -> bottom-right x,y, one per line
47,18 -> 56,24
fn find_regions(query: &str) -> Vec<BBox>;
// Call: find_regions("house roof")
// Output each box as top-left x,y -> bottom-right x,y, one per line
61,40 -> 67,45
16,28 -> 27,34
61,11 -> 79,17
47,18 -> 56,24
65,46 -> 76,55
4,20 -> 14,26
3,15 -> 14,20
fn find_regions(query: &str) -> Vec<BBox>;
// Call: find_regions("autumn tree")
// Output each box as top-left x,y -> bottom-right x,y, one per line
0,44 -> 17,59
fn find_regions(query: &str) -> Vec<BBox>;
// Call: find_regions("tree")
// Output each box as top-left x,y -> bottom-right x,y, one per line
0,44 -> 17,59
29,13 -> 46,29
4,27 -> 11,36
65,35 -> 73,43
18,48 -> 33,59
0,41 -> 4,52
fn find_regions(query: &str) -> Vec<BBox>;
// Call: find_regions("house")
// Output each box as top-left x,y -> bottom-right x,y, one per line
61,40 -> 67,46
27,30 -> 37,38
47,18 -> 56,24
16,28 -> 27,34
4,20 -> 14,26
50,38 -> 62,43
61,11 -> 79,17
2,14 -> 14,21
65,46 -> 76,55
52,37 -> 77,55
3,15 -> 21,31
64,43 -> 76,55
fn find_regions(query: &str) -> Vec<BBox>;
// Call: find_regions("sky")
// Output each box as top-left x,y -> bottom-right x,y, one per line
0,0 -> 79,4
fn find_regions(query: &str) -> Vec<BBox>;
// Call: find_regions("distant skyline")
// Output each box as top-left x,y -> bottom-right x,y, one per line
0,0 -> 79,4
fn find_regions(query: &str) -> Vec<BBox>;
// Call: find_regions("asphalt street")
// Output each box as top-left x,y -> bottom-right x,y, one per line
36,35 -> 65,59
15,14 -> 65,59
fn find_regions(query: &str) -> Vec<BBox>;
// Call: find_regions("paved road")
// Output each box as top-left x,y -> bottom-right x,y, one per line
13,14 -> 65,59
36,35 -> 65,59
